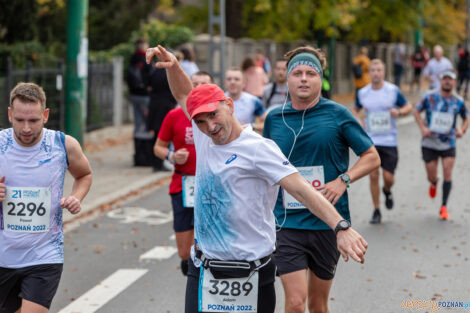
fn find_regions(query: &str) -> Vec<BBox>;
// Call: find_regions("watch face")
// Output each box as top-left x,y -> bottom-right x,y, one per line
342,174 -> 350,182
339,220 -> 350,228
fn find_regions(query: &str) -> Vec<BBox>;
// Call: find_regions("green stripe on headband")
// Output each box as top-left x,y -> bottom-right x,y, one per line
287,52 -> 323,78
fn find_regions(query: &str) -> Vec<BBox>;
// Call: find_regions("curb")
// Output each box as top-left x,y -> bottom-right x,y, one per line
63,172 -> 172,225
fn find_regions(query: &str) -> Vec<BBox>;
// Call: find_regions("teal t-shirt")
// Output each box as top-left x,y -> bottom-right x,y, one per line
263,98 -> 373,230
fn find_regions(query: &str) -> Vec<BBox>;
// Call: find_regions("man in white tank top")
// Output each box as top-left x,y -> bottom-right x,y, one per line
0,82 -> 92,313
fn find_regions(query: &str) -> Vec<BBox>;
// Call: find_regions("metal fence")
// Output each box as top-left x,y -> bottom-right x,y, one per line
1,58 -> 119,132
1,60 -> 64,130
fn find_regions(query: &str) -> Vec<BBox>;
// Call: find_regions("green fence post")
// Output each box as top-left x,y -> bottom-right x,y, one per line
65,0 -> 88,144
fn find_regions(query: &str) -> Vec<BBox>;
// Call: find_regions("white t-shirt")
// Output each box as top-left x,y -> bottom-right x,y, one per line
191,122 -> 297,262
422,57 -> 453,89
228,92 -> 266,124
356,82 -> 407,147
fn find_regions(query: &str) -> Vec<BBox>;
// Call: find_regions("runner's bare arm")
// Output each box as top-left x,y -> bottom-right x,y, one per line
279,172 -> 368,263
344,145 -> 380,184
391,102 -> 412,118
0,176 -> 5,202
456,116 -> 469,137
316,145 -> 379,205
146,45 -> 193,119
413,107 -> 431,137
154,138 -> 171,160
63,135 -> 92,214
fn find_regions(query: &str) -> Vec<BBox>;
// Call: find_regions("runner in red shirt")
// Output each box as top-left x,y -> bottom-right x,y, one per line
154,71 -> 212,275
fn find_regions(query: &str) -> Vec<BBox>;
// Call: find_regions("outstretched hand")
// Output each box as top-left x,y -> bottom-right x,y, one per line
146,45 -> 178,68
336,228 -> 368,263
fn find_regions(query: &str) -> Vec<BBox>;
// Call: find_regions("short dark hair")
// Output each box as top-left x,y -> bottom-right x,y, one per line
180,47 -> 195,61
134,38 -> 148,49
192,71 -> 214,83
241,56 -> 256,71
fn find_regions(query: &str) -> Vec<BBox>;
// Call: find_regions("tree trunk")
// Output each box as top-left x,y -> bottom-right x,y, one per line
226,0 -> 244,39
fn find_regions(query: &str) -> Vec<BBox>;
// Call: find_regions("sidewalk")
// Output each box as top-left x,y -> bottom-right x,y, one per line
64,87 -> 422,224
62,125 -> 172,224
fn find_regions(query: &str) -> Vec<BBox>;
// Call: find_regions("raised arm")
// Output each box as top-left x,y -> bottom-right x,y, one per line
146,45 -> 193,119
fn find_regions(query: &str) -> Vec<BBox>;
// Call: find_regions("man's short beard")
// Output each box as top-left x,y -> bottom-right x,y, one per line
441,87 -> 452,93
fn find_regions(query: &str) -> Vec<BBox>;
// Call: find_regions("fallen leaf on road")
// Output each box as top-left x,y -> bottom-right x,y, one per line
432,293 -> 443,301
412,271 -> 426,279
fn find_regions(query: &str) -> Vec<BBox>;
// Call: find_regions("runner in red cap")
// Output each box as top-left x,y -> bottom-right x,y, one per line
146,45 -> 368,313
153,72 -> 213,276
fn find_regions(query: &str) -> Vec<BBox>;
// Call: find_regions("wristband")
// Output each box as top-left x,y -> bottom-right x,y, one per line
166,150 -> 176,165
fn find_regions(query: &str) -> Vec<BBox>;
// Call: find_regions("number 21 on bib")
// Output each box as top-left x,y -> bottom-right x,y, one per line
2,187 -> 51,233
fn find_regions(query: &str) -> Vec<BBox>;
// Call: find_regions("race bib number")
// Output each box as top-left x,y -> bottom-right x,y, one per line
367,111 -> 392,134
199,267 -> 258,313
2,187 -> 51,233
283,166 -> 325,209
182,176 -> 195,208
430,111 -> 454,134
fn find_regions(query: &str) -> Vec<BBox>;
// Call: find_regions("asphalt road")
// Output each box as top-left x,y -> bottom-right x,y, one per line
51,120 -> 470,313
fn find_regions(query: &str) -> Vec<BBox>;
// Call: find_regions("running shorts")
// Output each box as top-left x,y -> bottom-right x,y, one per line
170,192 -> 194,232
376,146 -> 399,174
0,264 -> 63,312
274,228 -> 340,280
422,147 -> 456,163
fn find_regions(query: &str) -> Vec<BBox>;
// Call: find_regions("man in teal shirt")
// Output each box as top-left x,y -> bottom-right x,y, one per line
263,47 -> 380,313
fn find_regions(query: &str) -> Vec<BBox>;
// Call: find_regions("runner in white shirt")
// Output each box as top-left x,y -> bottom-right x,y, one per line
224,67 -> 266,132
422,45 -> 454,90
0,82 -> 92,313
354,59 -> 412,224
146,45 -> 368,313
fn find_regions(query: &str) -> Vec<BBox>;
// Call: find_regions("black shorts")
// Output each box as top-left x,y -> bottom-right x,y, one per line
185,258 -> 276,313
170,192 -> 194,232
422,147 -> 456,163
414,68 -> 422,78
0,264 -> 63,312
275,228 -> 340,280
376,146 -> 399,174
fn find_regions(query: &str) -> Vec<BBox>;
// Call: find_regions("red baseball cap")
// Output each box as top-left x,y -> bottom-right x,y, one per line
186,84 -> 227,119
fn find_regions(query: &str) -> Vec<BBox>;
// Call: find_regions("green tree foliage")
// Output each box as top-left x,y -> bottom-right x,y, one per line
90,19 -> 193,67
422,0 -> 467,45
0,0 -> 38,43
173,0 -> 466,45
89,0 -> 155,51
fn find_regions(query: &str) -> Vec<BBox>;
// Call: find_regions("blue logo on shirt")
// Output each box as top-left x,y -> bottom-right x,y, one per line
225,154 -> 237,164
283,161 -> 290,165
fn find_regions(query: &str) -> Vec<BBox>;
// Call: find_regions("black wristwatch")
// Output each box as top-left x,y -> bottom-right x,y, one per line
338,173 -> 350,188
334,219 -> 351,235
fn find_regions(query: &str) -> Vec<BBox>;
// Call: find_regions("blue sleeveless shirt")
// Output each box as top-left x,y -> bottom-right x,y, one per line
0,128 -> 68,268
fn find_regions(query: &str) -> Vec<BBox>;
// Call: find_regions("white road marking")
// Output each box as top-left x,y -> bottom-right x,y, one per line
58,269 -> 148,313
107,207 -> 172,225
140,246 -> 178,260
